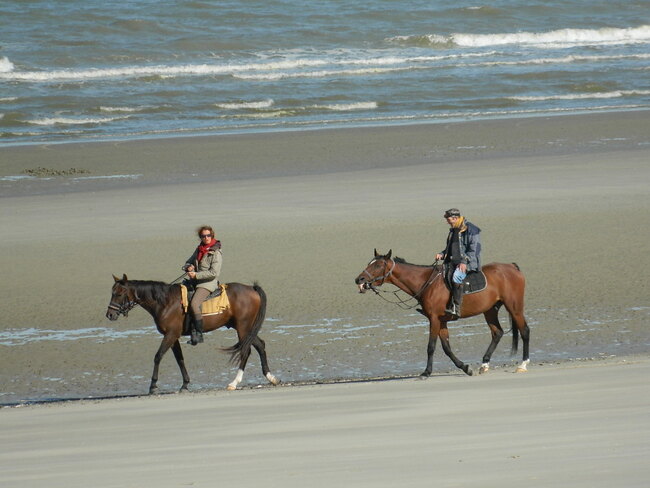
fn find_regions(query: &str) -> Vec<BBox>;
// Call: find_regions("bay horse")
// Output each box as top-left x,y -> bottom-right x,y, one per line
355,250 -> 530,376
106,274 -> 279,394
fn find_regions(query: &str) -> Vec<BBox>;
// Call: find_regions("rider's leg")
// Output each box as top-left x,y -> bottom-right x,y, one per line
445,267 -> 466,318
188,288 -> 209,345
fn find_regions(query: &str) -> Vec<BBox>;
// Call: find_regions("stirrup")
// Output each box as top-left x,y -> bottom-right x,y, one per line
445,303 -> 460,318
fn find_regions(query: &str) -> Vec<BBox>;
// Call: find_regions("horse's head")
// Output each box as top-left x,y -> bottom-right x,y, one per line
106,274 -> 138,320
355,249 -> 394,293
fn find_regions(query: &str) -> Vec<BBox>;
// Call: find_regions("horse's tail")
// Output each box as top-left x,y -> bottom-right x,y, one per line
509,262 -> 522,356
226,282 -> 267,366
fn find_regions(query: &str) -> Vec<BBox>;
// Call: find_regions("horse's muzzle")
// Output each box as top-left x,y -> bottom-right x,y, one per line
106,308 -> 119,321
355,276 -> 370,293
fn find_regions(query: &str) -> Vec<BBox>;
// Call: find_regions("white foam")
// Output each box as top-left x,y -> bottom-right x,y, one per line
26,115 -> 127,126
319,102 -> 378,111
216,99 -> 274,109
394,25 -> 650,48
472,53 -> 650,68
227,110 -> 294,119
510,90 -> 650,102
0,56 -> 14,73
0,51 -> 494,84
99,106 -> 146,113
234,66 -> 411,81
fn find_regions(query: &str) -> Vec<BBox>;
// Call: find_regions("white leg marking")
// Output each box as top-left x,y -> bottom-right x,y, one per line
479,363 -> 490,374
227,368 -> 244,390
266,372 -> 279,386
516,359 -> 530,373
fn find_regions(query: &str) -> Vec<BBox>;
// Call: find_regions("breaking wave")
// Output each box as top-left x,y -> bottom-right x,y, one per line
390,25 -> 650,48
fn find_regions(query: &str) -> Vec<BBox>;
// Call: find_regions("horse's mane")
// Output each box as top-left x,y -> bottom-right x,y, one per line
394,256 -> 442,270
126,280 -> 175,303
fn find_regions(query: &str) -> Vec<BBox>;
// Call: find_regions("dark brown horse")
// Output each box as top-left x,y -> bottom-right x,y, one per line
355,250 -> 530,376
106,275 -> 279,394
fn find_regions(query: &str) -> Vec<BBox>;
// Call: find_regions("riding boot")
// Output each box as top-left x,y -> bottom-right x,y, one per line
187,317 -> 204,346
445,283 -> 464,319
195,318 -> 204,343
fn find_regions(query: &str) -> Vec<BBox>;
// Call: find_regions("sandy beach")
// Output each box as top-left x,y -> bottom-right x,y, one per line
1,358 -> 649,488
1,110 -> 649,485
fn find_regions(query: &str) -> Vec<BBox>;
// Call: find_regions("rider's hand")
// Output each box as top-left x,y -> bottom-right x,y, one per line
458,263 -> 467,273
187,271 -> 196,279
184,264 -> 195,272
435,253 -> 443,260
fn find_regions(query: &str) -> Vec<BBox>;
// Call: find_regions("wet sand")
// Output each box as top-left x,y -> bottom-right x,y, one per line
0,111 -> 649,406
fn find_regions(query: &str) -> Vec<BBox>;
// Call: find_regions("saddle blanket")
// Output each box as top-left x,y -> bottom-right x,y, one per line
180,284 -> 230,316
202,284 -> 230,316
463,271 -> 487,295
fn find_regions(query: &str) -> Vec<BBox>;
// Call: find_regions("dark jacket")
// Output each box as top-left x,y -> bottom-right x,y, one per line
440,221 -> 481,271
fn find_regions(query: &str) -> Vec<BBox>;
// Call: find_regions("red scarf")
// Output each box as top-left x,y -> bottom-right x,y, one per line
196,238 -> 219,263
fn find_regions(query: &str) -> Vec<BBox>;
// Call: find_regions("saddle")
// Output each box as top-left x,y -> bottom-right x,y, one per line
462,270 -> 487,295
180,284 -> 231,335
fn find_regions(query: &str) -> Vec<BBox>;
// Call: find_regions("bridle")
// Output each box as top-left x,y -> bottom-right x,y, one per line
107,287 -> 138,317
362,257 -> 396,288
365,258 -> 442,310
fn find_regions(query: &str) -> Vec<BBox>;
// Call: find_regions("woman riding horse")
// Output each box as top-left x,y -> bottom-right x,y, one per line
183,225 -> 222,345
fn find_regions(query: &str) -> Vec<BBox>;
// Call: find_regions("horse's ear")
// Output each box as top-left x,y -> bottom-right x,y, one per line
122,274 -> 128,281
386,249 -> 392,259
113,274 -> 120,282
374,248 -> 379,257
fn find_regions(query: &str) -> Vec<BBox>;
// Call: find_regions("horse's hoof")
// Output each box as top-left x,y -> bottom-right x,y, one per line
266,373 -> 280,386
516,359 -> 530,373
463,365 -> 473,376
179,386 -> 189,393
479,364 -> 490,374
149,387 -> 159,395
226,384 -> 237,391
420,371 -> 431,378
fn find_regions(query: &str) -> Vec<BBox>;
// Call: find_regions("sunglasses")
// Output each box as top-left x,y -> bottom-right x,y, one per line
200,234 -> 213,238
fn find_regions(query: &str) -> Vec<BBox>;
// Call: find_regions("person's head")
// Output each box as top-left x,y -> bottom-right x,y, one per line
443,208 -> 461,227
196,225 -> 215,242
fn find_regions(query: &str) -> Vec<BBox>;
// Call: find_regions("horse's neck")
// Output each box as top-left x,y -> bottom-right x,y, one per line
131,281 -> 176,317
389,264 -> 438,296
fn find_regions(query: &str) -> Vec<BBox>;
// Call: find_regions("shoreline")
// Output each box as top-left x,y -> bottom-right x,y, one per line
2,106 -> 648,150
2,109 -> 649,198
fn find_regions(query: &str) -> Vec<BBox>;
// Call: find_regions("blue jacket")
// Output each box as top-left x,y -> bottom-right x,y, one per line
440,221 -> 482,271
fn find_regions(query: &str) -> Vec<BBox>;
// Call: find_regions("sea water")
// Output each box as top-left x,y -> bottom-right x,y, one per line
1,0 -> 649,146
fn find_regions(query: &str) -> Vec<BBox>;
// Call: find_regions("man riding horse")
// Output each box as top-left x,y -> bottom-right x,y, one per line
435,208 -> 481,319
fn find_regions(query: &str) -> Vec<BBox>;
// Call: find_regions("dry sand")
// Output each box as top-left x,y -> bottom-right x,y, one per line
1,111 -> 649,485
1,358 -> 649,488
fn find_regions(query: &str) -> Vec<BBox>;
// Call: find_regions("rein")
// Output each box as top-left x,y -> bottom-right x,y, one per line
370,260 -> 441,310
